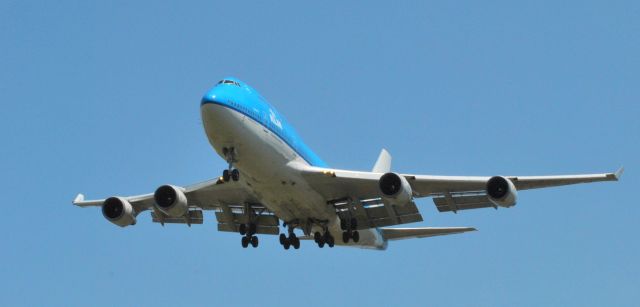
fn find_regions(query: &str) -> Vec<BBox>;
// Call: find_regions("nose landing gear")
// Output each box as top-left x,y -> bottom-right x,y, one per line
221,147 -> 240,182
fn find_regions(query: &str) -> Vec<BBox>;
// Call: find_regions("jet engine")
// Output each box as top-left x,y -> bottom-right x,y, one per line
486,176 -> 518,208
102,197 -> 136,227
154,185 -> 189,217
378,172 -> 413,206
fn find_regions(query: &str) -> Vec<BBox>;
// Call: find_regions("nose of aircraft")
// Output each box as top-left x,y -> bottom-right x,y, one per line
201,86 -> 225,106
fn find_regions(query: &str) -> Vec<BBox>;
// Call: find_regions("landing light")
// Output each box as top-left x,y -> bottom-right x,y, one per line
322,170 -> 336,177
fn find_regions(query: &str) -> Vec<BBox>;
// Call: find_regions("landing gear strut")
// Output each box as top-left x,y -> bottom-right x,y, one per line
340,217 -> 359,244
221,147 -> 240,182
279,223 -> 300,250
240,223 -> 258,248
314,228 -> 335,248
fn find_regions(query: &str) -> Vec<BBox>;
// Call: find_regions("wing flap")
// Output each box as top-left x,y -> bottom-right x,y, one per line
151,210 -> 204,225
214,211 -> 280,235
217,224 -> 280,235
332,198 -> 423,229
432,193 -> 495,213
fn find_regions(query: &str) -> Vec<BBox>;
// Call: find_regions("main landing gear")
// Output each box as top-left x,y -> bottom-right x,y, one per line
314,230 -> 335,248
279,227 -> 300,250
221,147 -> 240,182
239,223 -> 258,248
340,217 -> 360,244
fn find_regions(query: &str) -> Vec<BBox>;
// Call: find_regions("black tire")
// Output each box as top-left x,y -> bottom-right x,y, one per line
222,169 -> 230,182
314,232 -> 322,243
284,241 -> 290,250
327,236 -> 335,248
231,169 -> 240,181
239,224 -> 247,236
248,223 -> 257,236
292,237 -> 300,249
241,236 -> 249,248
279,233 -> 286,245
323,231 -> 330,241
250,236 -> 258,248
342,231 -> 350,244
318,240 -> 325,248
352,230 -> 360,243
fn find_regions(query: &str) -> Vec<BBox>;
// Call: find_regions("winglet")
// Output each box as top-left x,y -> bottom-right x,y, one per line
614,167 -> 624,180
73,193 -> 85,205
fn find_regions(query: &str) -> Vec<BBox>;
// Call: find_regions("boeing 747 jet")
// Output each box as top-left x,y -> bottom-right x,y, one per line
74,77 -> 623,250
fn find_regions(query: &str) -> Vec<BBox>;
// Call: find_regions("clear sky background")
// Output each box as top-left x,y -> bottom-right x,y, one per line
1,1 -> 638,306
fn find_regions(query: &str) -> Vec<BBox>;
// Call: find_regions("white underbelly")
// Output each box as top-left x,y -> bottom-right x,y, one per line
201,103 -> 334,222
200,103 -> 386,249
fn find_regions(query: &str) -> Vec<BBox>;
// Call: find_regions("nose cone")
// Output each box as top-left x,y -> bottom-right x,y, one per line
201,87 -> 225,106
201,77 -> 245,106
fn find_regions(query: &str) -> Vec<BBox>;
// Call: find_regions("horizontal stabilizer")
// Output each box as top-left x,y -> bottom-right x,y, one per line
380,227 -> 476,241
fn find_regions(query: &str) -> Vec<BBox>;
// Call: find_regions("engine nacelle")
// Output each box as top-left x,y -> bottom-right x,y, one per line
378,172 -> 413,206
102,197 -> 136,227
486,176 -> 518,208
154,185 -> 189,217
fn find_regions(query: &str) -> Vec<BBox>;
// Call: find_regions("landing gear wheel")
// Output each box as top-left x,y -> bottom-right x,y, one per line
279,233 -> 287,245
222,169 -> 230,182
292,236 -> 301,249
250,236 -> 258,248
231,169 -> 240,181
241,236 -> 249,248
283,240 -> 291,250
318,240 -> 325,248
342,231 -> 350,244
326,234 -> 335,248
239,224 -> 247,236
352,230 -> 360,243
314,232 -> 322,243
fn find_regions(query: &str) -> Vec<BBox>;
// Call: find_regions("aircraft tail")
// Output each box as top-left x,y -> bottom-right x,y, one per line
372,149 -> 392,173
380,227 -> 477,241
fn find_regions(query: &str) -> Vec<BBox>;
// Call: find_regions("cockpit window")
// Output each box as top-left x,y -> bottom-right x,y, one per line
218,79 -> 241,87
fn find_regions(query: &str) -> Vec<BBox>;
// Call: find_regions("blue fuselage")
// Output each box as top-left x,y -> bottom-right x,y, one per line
198,77 -> 386,249
200,78 -> 328,168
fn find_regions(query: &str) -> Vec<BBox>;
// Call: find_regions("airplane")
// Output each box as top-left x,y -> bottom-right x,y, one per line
73,77 -> 624,250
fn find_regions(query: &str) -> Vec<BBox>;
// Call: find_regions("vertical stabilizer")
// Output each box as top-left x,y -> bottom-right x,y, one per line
372,149 -> 392,173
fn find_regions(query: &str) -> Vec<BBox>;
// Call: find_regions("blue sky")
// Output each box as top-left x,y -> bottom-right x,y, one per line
1,1 -> 638,306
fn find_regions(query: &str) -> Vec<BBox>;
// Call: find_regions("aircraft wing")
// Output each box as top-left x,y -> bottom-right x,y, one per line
73,178 -> 274,231
292,162 -> 623,213
74,178 -> 257,210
